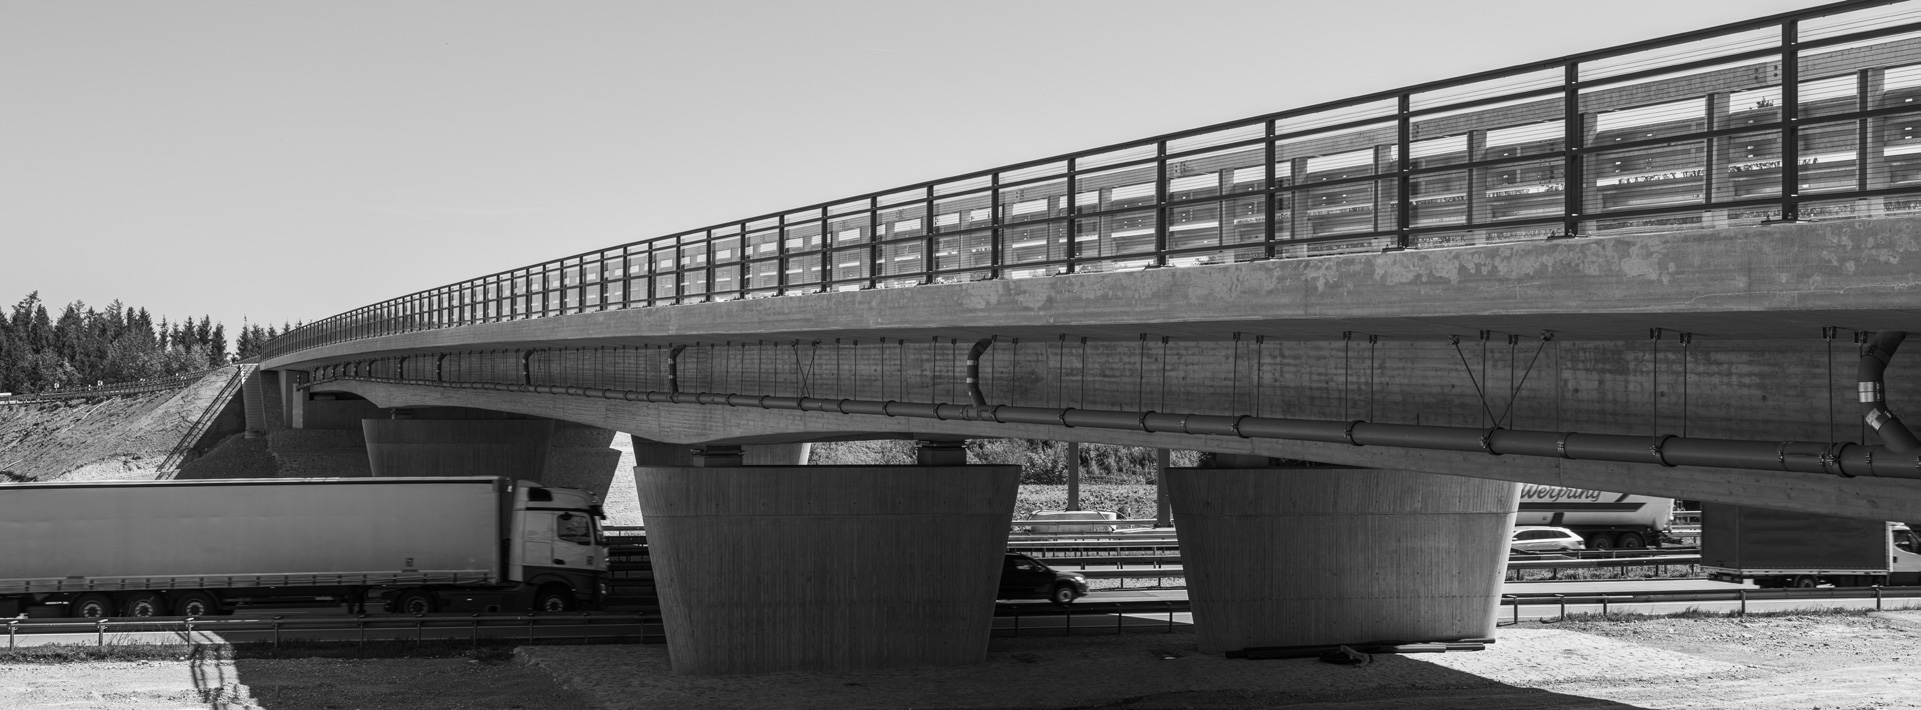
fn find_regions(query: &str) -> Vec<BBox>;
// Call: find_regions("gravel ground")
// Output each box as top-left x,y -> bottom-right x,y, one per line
10,612 -> 1921,709
0,650 -> 595,709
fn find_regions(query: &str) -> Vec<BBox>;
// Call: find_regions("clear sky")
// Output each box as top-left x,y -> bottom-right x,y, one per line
0,0 -> 1836,335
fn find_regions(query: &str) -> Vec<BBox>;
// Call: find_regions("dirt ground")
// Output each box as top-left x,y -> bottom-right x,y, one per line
7,612 -> 1921,709
0,367 -> 238,481
0,651 -> 595,710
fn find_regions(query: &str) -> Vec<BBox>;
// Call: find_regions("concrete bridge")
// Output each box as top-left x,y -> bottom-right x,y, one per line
254,0 -> 1921,674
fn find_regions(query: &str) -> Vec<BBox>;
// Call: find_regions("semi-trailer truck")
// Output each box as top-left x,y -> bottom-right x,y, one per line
1702,502 -> 1921,588
0,477 -> 610,618
1512,485 -> 1674,550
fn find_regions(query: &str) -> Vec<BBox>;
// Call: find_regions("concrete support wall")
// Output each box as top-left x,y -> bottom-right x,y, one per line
628,437 -> 811,467
1166,466 -> 1517,654
637,464 -> 1019,674
362,419 -> 555,480
541,422 -> 623,505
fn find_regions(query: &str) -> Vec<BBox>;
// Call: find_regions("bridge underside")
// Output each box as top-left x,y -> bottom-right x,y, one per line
262,218 -> 1921,672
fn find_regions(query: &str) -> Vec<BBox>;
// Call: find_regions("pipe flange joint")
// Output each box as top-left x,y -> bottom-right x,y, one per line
1343,420 -> 1364,447
1231,415 -> 1251,439
1139,412 -> 1157,432
1179,414 -> 1194,435
881,401 -> 897,417
1826,442 -> 1855,478
1057,408 -> 1074,428
1480,428 -> 1504,456
1650,434 -> 1677,468
1555,433 -> 1574,459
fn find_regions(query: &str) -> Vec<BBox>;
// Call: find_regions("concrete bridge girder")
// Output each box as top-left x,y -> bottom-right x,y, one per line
316,378 -> 1921,521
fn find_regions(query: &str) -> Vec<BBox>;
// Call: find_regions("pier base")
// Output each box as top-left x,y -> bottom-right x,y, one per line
1166,466 -> 1517,653
637,464 -> 1018,674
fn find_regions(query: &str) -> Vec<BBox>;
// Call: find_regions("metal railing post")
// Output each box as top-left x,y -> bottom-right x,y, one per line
1876,584 -> 1884,611
357,614 -> 366,650
472,614 -> 481,645
272,616 -> 283,649
581,612 -> 590,645
97,619 -> 107,647
1739,589 -> 1748,617
6,619 -> 13,651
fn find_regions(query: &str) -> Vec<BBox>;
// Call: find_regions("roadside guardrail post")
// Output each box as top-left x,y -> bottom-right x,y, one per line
1011,606 -> 1020,637
1115,604 -> 1124,634
1876,585 -> 1885,611
1601,595 -> 1610,617
272,616 -> 283,649
1165,602 -> 1174,633
1064,605 -> 1072,637
96,618 -> 107,647
1503,595 -> 1518,625
471,614 -> 481,645
8,619 -> 16,651
1554,594 -> 1566,622
414,612 -> 424,644
1738,589 -> 1747,617
581,612 -> 591,645
356,614 -> 366,650
527,613 -> 537,643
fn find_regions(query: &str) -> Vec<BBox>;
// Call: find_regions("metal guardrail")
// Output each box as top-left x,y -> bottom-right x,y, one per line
259,0 -> 1921,363
2,611 -> 657,650
1499,583 -> 1921,622
0,367 -> 223,403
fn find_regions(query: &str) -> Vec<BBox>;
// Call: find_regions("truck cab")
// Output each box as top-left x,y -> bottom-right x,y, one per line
505,483 -> 610,612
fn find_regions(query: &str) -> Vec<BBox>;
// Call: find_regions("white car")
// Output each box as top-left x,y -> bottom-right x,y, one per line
1510,526 -> 1585,553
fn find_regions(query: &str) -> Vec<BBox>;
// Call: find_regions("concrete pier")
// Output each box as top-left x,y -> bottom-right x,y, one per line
636,464 -> 1019,674
1165,466 -> 1516,654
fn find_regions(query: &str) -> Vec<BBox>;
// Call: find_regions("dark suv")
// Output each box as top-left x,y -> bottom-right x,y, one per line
998,553 -> 1088,605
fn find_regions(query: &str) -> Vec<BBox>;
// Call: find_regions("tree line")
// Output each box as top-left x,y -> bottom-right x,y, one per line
0,291 -> 297,394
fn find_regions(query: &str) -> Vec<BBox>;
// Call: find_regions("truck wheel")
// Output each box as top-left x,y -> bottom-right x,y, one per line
1793,575 -> 1819,589
1617,532 -> 1646,550
70,593 -> 115,618
1049,584 -> 1079,606
120,592 -> 164,617
534,586 -> 575,613
1586,533 -> 1615,551
172,592 -> 220,617
395,590 -> 438,615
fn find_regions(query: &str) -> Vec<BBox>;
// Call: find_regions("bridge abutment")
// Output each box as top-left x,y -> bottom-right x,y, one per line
636,463 -> 1019,674
1166,466 -> 1516,653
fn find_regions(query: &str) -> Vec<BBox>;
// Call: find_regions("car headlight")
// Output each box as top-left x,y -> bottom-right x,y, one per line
1071,574 -> 1086,582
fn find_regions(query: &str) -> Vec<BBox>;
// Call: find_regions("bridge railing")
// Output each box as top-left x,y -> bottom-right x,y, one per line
261,0 -> 1921,361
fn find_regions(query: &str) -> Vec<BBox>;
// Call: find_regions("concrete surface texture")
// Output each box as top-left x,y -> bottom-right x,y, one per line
636,464 -> 1020,674
1168,466 -> 1517,652
262,219 -> 1921,519
361,418 -> 554,479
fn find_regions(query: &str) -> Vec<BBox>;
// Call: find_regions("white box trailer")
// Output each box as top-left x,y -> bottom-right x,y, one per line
0,477 -> 610,618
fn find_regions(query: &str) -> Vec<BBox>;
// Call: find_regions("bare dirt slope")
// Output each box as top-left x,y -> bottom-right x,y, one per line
0,367 -> 240,481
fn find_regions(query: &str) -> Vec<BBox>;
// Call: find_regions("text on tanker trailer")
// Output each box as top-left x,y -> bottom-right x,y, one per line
1513,485 -> 1674,550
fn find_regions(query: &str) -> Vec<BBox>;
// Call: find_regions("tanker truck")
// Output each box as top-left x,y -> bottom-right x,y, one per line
0,477 -> 610,618
1512,485 -> 1675,550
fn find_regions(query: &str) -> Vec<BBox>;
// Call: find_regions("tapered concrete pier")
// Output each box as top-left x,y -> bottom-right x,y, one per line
1166,466 -> 1517,653
636,464 -> 1019,674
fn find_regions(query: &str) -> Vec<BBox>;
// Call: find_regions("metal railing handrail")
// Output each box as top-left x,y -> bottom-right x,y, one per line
257,0 -> 1921,364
